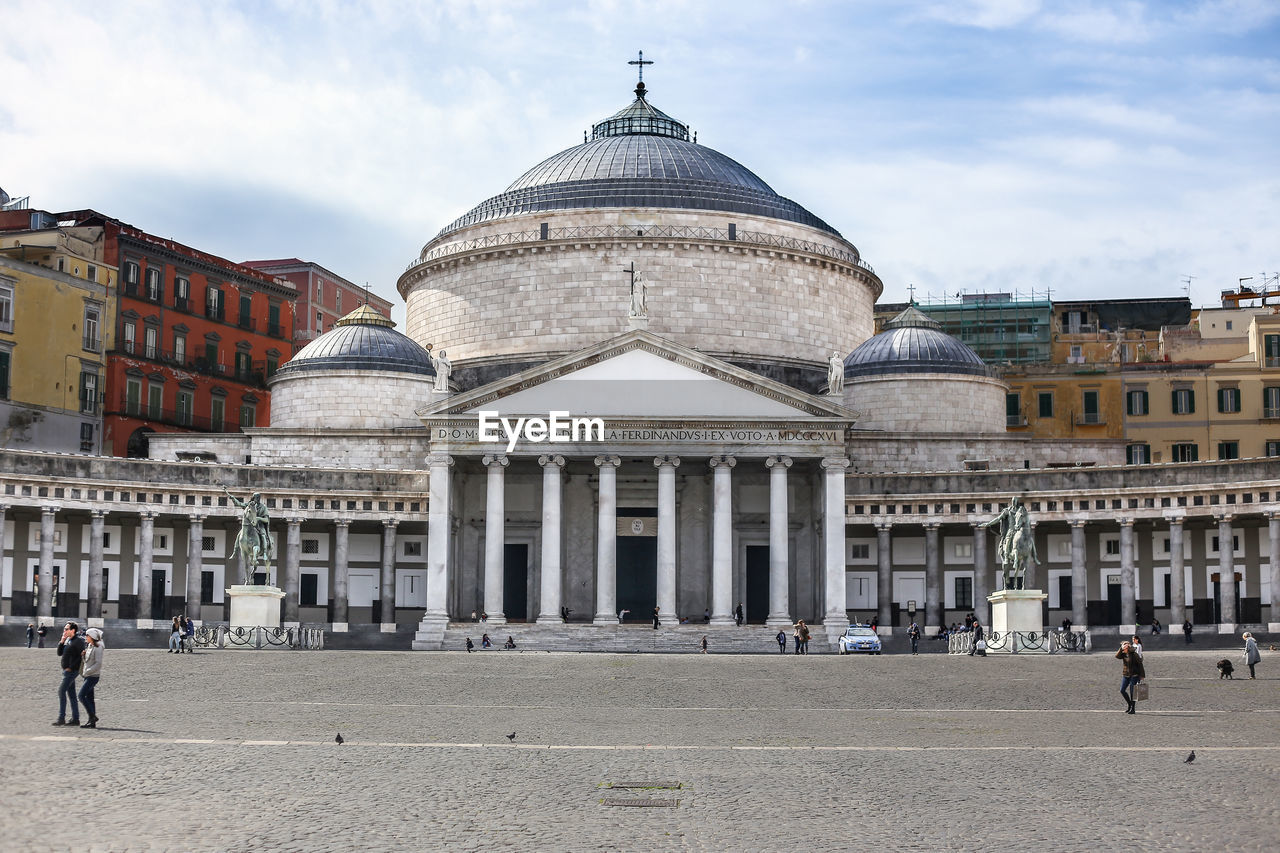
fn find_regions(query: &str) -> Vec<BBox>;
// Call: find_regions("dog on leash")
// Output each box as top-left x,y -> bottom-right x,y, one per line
1217,658 -> 1235,679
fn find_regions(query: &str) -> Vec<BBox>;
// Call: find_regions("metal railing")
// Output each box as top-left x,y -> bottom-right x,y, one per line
405,223 -> 876,276
193,624 -> 325,650
948,629 -> 1090,654
106,393 -> 242,433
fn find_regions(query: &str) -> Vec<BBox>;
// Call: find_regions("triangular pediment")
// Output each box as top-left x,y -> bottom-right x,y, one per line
417,330 -> 855,421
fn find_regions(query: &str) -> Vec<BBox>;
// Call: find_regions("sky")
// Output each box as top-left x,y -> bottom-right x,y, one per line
2,0 -> 1277,326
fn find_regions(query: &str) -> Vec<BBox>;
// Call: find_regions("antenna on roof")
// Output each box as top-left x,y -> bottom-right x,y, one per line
1180,274 -> 1195,300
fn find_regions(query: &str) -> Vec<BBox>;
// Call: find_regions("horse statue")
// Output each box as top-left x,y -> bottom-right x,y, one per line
223,487 -> 274,585
980,495 -> 1039,590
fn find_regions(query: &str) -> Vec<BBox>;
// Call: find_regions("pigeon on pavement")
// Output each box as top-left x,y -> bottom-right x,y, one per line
335,733 -> 344,745
506,732 -> 516,742
1184,750 -> 1195,764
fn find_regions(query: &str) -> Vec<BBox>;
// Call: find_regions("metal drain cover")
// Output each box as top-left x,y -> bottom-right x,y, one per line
609,782 -> 682,790
601,798 -> 680,808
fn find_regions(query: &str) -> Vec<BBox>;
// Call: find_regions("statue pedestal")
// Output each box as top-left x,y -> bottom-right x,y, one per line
987,589 -> 1047,654
227,585 -> 285,628
627,315 -> 649,331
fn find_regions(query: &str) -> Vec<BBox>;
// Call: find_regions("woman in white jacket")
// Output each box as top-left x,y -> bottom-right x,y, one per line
78,627 -> 104,728
1243,632 -> 1261,680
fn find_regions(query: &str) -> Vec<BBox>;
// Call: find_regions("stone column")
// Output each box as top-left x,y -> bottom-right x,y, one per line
536,455 -> 566,623
332,520 -> 350,631
709,455 -> 736,626
973,524 -> 990,627
593,455 -> 621,624
136,511 -> 155,625
821,456 -> 851,626
765,456 -> 792,627
87,510 -> 105,624
283,518 -> 301,626
655,455 -> 681,626
1217,514 -> 1236,631
924,521 -> 941,634
1119,519 -> 1136,633
186,515 -> 205,622
1269,512 -> 1280,633
381,519 -> 398,631
1168,516 -> 1186,628
1069,519 -> 1087,628
482,454 -> 509,624
37,505 -> 56,619
876,522 -> 892,633
425,453 -> 454,622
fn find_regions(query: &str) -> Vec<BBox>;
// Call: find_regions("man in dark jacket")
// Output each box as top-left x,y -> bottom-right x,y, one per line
53,622 -> 85,726
969,620 -> 985,656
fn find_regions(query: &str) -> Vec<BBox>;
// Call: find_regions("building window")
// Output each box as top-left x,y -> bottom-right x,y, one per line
1037,392 -> 1053,418
1218,441 -> 1239,460
954,577 -> 973,610
1126,389 -> 1149,416
174,276 -> 190,311
125,378 -> 141,415
336,290 -> 342,313
239,294 -> 253,330
1264,387 -> 1280,419
1081,390 -> 1100,424
204,341 -> 218,366
1172,443 -> 1199,462
234,351 -> 252,382
1105,539 -> 1120,556
86,264 -> 97,283
301,574 -> 319,607
202,535 -> 217,552
239,402 -> 256,427
201,571 -> 216,604
83,305 -> 100,351
1265,334 -> 1280,368
147,383 -> 163,419
1172,388 -> 1195,415
403,541 -> 422,556
1006,393 -> 1022,427
316,310 -> 323,332
1267,440 -> 1280,457
0,348 -> 10,399
1126,444 -> 1150,465
173,333 -> 186,366
79,422 -> 94,452
124,261 -> 140,288
302,539 -> 320,555
206,287 -> 223,321
176,390 -> 193,426
1212,535 -> 1240,553
954,542 -> 973,558
1226,320 -> 1233,331
79,371 -> 99,414
266,355 -> 278,377
122,322 -> 136,355
145,267 -> 163,302
1217,387 -> 1241,413
144,326 -> 158,360
0,282 -> 12,333
268,303 -> 281,337
211,397 -> 225,431
1068,344 -> 1083,363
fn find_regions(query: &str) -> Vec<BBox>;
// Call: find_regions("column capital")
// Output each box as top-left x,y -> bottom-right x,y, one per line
90,509 -> 107,520
382,518 -> 399,530
594,455 -> 621,468
481,454 -> 509,468
923,521 -> 940,531
1213,511 -> 1233,524
1119,517 -> 1135,528
334,518 -> 351,529
426,452 -> 455,468
139,509 -> 157,521
187,513 -> 207,524
1163,511 -> 1186,525
765,455 -> 792,469
40,503 -> 60,516
653,455 -> 681,469
708,454 -> 736,469
875,521 -> 892,533
820,455 -> 850,470
1069,518 -> 1087,529
538,454 -> 566,468
1269,510 -> 1280,521
285,517 -> 303,527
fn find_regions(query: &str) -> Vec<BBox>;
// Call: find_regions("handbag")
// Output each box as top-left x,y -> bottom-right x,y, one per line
1134,682 -> 1149,701
975,639 -> 987,651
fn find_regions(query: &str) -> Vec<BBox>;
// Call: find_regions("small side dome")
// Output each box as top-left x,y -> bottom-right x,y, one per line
275,306 -> 435,378
844,305 -> 990,378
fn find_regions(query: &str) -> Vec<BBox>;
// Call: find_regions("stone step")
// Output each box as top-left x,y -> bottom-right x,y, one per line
431,622 -> 832,654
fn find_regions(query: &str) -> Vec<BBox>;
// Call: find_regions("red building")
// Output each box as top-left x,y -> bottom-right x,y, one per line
241,258 -> 391,354
55,211 -> 297,456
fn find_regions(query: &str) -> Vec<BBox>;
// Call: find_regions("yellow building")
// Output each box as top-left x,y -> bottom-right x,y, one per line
1001,364 -> 1125,441
0,211 -> 116,453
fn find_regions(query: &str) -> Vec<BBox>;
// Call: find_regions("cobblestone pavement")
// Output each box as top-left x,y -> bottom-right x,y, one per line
1,647 -> 1276,852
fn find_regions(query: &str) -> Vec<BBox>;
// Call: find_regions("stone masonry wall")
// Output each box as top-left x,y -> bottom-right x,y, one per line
846,373 -> 1008,434
270,371 -> 437,429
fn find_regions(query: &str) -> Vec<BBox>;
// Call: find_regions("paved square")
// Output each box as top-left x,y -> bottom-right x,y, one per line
1,646 -> 1276,851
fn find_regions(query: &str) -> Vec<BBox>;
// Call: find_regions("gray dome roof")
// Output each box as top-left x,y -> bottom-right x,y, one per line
845,306 -> 992,378
432,86 -> 841,240
275,306 -> 436,379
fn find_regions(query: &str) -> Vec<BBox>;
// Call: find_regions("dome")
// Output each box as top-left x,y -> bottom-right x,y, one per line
431,84 -> 842,240
275,306 -> 436,378
844,305 -> 991,378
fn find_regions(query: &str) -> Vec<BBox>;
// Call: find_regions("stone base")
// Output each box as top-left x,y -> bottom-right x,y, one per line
1269,622 -> 1280,634
227,585 -> 284,628
988,589 -> 1048,655
1119,624 -> 1136,636
1218,623 -> 1238,634
380,622 -> 397,633
765,616 -> 793,629
627,315 -> 649,330
593,613 -> 621,625
535,615 -> 565,625
331,622 -> 349,633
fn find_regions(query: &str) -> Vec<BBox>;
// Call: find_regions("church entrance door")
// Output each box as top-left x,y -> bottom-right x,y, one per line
616,538 -> 657,623
745,546 -> 769,623
503,544 -> 529,622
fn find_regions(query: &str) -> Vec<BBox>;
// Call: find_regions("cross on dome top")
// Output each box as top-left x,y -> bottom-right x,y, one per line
628,50 -> 654,99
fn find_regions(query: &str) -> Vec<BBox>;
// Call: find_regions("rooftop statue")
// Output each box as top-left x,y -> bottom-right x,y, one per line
224,487 -> 275,585
628,269 -> 648,318
827,351 -> 844,395
980,495 -> 1039,590
431,348 -> 452,393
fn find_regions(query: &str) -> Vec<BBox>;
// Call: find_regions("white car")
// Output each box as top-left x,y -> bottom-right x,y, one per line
837,624 -> 883,655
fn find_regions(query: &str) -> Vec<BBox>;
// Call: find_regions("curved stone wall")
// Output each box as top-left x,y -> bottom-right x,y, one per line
398,209 -> 882,372
269,370 -> 436,429
844,373 -> 1008,435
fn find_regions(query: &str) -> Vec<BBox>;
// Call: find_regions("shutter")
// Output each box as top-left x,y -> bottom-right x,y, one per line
1187,390 -> 1195,414
1140,391 -> 1148,415
1218,388 -> 1226,412
0,350 -> 9,398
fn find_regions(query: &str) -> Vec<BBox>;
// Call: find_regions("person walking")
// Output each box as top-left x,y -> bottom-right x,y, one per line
776,629 -> 787,653
700,635 -> 708,654
1116,639 -> 1146,714
652,606 -> 660,629
797,620 -> 810,655
1183,618 -> 1193,644
1130,635 -> 1144,659
735,604 -> 744,627
26,623 -> 35,648
53,622 -> 85,726
968,620 -> 984,656
183,615 -> 195,654
1243,632 -> 1261,679
78,628 -> 103,729
908,621 -> 921,655
37,625 -> 47,648
168,616 -> 182,654
465,637 -> 474,653
792,621 -> 802,655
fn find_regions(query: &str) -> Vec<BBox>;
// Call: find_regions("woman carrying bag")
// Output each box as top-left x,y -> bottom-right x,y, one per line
78,628 -> 104,729
1243,632 -> 1261,679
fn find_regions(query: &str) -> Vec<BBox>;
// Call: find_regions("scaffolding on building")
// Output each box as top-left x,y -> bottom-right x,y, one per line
907,289 -> 1054,364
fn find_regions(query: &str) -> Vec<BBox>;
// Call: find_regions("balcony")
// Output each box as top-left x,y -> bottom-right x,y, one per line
1075,412 -> 1105,426
122,282 -> 139,298
267,321 -> 283,338
205,303 -> 225,322
82,336 -> 100,352
1264,407 -> 1280,420
1006,415 -> 1028,428
1266,357 -> 1280,368
237,315 -> 255,331
173,296 -> 191,313
105,393 -> 244,433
